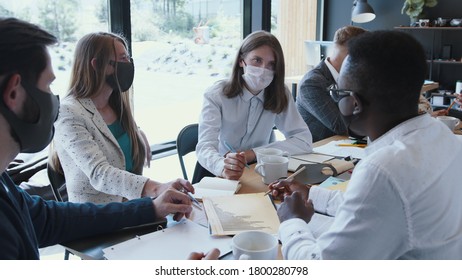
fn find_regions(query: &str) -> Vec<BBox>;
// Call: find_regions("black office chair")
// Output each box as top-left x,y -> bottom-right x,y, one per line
176,124 -> 199,181
46,163 -> 67,202
46,162 -> 72,260
176,124 -> 214,183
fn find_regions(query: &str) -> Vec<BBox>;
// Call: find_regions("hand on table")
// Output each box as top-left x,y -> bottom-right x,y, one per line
221,151 -> 247,180
188,248 -> 220,260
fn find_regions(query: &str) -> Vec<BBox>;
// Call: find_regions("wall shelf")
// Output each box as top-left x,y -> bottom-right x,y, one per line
395,26 -> 462,30
428,60 -> 462,65
395,26 -> 462,85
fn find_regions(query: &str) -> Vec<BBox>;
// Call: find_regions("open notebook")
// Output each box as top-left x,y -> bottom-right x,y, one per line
192,177 -> 241,201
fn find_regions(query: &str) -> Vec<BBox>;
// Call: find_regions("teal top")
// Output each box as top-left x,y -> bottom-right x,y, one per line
107,121 -> 133,172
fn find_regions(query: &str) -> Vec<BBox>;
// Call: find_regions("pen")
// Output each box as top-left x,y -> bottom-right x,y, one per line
337,143 -> 367,148
447,99 -> 457,112
264,166 -> 306,196
223,141 -> 250,169
181,188 -> 203,210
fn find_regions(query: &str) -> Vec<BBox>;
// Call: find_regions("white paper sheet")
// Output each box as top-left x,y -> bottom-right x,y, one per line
192,177 -> 241,200
313,139 -> 366,159
103,219 -> 232,260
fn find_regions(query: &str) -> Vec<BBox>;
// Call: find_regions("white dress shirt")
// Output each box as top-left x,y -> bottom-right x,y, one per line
324,58 -> 339,83
279,114 -> 462,259
197,80 -> 313,176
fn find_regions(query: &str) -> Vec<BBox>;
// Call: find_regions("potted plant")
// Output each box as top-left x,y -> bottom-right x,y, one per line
402,0 -> 438,26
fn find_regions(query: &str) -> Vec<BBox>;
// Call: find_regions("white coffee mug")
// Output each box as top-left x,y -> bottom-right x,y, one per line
254,155 -> 289,184
255,148 -> 289,164
437,116 -> 460,131
231,231 -> 278,260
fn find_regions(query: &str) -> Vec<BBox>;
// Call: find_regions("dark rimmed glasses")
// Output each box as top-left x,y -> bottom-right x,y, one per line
328,84 -> 357,102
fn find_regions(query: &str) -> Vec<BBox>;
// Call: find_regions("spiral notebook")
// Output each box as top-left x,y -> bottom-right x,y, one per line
103,219 -> 232,260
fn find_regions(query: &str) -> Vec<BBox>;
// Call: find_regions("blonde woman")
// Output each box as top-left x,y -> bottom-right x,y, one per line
53,32 -> 193,203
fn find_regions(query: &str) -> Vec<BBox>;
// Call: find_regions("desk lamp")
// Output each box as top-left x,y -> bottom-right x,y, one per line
351,0 -> 376,24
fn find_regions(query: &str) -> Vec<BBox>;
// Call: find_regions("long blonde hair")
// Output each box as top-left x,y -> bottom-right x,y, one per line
52,32 -> 145,175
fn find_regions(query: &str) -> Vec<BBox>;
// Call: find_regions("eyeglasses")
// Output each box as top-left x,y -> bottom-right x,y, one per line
328,84 -> 357,102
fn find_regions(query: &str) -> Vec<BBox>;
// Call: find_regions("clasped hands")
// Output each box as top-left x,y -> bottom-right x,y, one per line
268,179 -> 315,224
222,151 -> 248,180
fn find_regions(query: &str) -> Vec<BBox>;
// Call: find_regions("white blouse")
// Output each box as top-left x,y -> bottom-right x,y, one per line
197,80 -> 313,176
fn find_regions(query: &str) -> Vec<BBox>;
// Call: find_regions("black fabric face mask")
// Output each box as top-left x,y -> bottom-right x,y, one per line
0,80 -> 59,153
106,60 -> 135,92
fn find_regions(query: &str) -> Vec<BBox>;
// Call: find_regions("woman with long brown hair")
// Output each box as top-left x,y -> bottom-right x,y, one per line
196,31 -> 313,181
53,32 -> 193,203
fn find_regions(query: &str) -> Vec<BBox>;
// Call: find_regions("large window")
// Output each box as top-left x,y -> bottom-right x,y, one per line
130,0 -> 243,145
0,0 -> 109,98
1,1 -> 319,181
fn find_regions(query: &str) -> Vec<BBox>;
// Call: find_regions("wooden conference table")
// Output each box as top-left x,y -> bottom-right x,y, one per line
60,135 -> 345,260
61,128 -> 461,259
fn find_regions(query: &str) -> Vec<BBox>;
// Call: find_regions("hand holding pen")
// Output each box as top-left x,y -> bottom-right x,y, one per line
152,188 -> 194,221
265,167 -> 311,201
180,187 -> 203,210
223,141 -> 250,169
222,141 -> 249,180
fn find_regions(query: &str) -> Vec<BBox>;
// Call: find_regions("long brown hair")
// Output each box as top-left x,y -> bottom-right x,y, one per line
223,30 -> 287,113
53,32 -> 145,174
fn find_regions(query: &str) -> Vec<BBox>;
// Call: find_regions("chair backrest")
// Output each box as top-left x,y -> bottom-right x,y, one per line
176,124 -> 199,180
47,163 -> 67,202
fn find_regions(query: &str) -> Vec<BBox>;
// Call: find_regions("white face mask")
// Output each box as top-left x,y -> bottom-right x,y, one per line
242,64 -> 274,93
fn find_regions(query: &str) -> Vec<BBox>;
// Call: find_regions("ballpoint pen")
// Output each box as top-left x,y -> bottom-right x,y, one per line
223,141 -> 250,169
181,188 -> 203,210
264,166 -> 306,196
447,99 -> 457,112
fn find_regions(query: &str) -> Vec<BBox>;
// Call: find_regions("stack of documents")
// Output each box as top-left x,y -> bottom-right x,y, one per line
313,139 -> 366,159
203,193 -> 280,236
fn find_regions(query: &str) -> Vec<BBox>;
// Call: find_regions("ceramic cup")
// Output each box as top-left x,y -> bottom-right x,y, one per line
231,231 -> 278,260
255,148 -> 289,164
254,155 -> 289,184
437,116 -> 460,131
